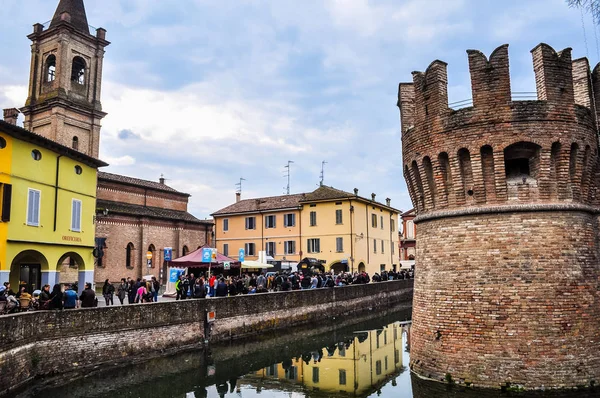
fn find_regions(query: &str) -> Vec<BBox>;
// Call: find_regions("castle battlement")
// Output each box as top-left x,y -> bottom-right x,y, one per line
398,43 -> 600,391
398,43 -> 600,216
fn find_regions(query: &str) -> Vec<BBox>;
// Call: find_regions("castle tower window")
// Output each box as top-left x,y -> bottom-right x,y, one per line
458,148 -> 473,197
503,142 -> 541,183
126,242 -> 134,268
71,57 -> 86,85
72,136 -> 79,150
46,55 -> 56,82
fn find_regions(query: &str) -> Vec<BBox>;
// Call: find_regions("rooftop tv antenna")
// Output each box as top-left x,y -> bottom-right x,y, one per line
320,161 -> 327,186
284,161 -> 294,195
235,177 -> 246,194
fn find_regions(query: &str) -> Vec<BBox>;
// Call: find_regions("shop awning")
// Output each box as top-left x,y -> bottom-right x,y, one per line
241,261 -> 274,269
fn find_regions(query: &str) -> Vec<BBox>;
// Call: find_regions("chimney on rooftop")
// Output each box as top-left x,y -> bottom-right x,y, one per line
3,108 -> 19,125
371,193 -> 376,201
236,192 -> 241,203
386,198 -> 391,206
354,188 -> 359,196
159,174 -> 165,185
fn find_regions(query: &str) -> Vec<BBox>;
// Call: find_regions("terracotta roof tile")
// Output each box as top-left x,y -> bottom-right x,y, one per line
97,199 -> 212,224
98,172 -> 189,196
212,193 -> 305,216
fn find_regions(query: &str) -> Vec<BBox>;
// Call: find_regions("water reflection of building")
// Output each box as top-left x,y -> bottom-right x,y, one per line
251,322 -> 409,396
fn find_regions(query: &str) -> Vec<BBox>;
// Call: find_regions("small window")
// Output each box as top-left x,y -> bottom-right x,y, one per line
336,237 -> 343,252
307,238 -> 320,253
284,213 -> 295,227
375,360 -> 382,375
182,245 -> 189,256
266,241 -> 276,256
380,264 -> 385,272
46,55 -> 56,82
223,218 -> 229,231
391,242 -> 395,255
71,199 -> 82,232
27,189 -> 41,226
74,165 -> 83,175
312,367 -> 319,383
245,217 -> 256,230
0,184 -> 12,222
31,149 -> 42,161
284,240 -> 296,254
310,211 -> 317,226
265,215 -> 276,228
126,243 -> 134,268
71,56 -> 86,85
391,218 -> 395,232
381,239 -> 385,254
335,201 -> 342,205
373,239 -> 377,253
245,243 -> 256,256
223,244 -> 229,257
380,215 -> 384,229
339,369 -> 347,385
335,209 -> 343,224
309,204 -> 317,207
371,214 -> 377,228
0,137 -> 6,149
72,136 -> 79,150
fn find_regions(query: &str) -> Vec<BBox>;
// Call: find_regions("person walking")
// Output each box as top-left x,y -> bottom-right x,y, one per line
152,277 -> 160,302
117,278 -> 127,305
49,284 -> 64,310
102,279 -> 115,306
127,280 -> 136,304
79,283 -> 97,308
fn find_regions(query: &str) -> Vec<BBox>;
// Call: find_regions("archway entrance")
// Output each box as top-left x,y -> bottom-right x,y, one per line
358,263 -> 366,273
330,262 -> 348,274
58,252 -> 87,291
10,250 -> 49,293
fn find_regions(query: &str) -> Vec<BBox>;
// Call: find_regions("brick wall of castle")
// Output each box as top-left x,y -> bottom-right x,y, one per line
398,43 -> 600,389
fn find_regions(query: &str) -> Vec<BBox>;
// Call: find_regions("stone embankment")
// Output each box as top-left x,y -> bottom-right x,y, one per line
0,280 -> 413,396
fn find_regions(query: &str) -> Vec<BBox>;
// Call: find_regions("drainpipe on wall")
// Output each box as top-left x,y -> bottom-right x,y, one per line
349,200 -> 354,273
53,155 -> 63,231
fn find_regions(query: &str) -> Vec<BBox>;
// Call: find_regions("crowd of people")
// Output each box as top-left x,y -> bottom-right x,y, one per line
172,268 -> 414,299
0,281 -> 99,313
0,267 -> 413,312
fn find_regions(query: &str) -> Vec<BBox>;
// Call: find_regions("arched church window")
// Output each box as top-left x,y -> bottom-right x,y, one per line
126,242 -> 134,268
46,55 -> 56,83
182,245 -> 189,256
72,136 -> 79,150
71,57 -> 86,85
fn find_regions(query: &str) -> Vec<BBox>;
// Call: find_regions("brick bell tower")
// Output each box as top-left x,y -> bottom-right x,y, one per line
398,44 -> 600,390
21,0 -> 109,158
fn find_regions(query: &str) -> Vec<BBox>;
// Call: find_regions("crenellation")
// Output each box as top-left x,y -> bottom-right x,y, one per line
467,44 -> 511,109
411,60 -> 449,132
572,57 -> 593,109
398,83 -> 415,134
531,43 -> 575,105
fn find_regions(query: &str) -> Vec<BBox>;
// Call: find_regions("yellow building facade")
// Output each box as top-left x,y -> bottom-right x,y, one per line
213,187 -> 400,275
250,322 -> 408,396
0,118 -> 107,291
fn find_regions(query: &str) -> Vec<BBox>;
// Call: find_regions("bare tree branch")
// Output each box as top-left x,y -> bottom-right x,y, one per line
568,0 -> 600,23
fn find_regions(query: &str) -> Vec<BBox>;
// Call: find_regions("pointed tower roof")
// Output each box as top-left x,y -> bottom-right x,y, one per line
49,0 -> 90,34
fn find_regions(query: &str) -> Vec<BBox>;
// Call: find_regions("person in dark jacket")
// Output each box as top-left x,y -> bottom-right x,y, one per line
102,279 -> 115,306
79,283 -> 96,308
49,284 -> 64,310
215,278 -> 228,297
193,278 -> 206,299
39,284 -> 51,309
280,277 -> 291,292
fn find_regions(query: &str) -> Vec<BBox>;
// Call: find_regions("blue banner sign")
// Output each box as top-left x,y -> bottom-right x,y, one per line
239,248 -> 245,262
164,247 -> 172,261
169,269 -> 182,282
202,248 -> 213,262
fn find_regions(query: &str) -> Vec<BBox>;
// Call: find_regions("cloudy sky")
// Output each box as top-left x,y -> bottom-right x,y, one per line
0,0 -> 597,218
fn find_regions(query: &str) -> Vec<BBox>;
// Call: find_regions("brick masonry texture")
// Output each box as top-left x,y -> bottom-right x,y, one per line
398,43 -> 600,389
0,280 -> 413,396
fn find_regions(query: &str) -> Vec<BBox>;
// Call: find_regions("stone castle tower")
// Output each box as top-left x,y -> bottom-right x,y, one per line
398,44 -> 600,389
21,0 -> 109,158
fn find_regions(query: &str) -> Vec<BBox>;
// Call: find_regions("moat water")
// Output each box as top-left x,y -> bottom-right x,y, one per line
21,311 -> 596,398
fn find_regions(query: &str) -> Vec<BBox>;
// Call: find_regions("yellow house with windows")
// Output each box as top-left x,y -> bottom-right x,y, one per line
212,186 -> 401,276
0,117 -> 107,291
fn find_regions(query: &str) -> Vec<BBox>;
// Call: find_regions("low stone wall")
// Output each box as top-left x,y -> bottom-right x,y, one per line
0,280 -> 413,396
